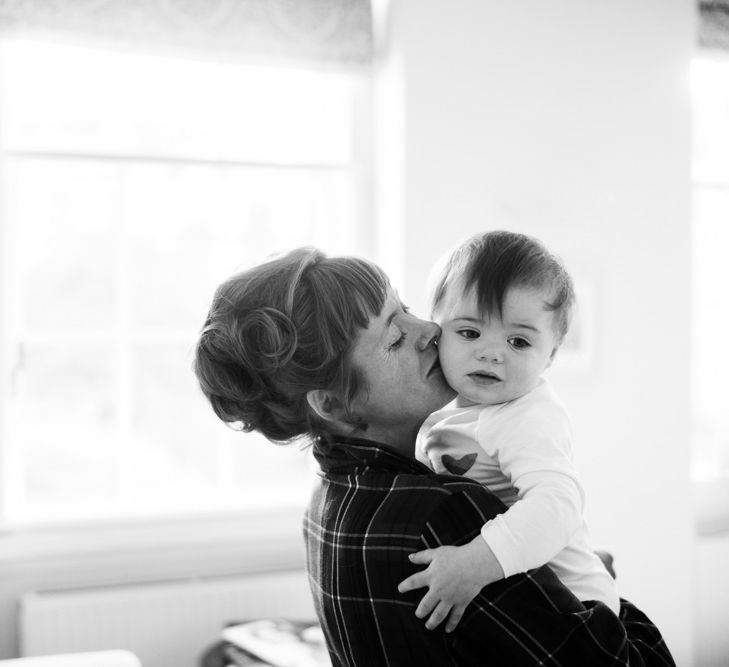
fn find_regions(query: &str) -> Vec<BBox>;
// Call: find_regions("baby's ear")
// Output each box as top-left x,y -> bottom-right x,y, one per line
546,346 -> 559,368
307,390 -> 347,424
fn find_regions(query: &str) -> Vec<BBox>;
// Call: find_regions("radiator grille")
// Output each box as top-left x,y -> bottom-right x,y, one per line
20,570 -> 315,667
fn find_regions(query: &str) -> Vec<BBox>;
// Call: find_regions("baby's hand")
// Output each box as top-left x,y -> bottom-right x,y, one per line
397,535 -> 504,632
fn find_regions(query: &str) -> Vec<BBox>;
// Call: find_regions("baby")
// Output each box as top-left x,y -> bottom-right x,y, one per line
398,230 -> 619,632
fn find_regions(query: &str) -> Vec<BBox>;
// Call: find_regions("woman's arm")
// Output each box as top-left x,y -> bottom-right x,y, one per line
395,484 -> 674,665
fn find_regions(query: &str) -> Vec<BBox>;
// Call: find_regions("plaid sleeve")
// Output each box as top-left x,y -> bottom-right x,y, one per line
403,488 -> 676,666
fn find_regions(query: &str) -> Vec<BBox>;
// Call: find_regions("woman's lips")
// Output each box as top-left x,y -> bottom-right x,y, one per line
427,356 -> 443,378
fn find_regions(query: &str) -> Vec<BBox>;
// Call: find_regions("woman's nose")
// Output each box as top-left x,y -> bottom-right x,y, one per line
414,318 -> 441,351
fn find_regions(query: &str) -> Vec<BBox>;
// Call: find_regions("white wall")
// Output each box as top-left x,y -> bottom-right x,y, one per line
695,533 -> 729,666
375,0 -> 694,663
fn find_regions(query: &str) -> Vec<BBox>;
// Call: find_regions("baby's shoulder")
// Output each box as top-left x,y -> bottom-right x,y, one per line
481,380 -> 572,442
509,379 -> 569,417
420,401 -> 484,435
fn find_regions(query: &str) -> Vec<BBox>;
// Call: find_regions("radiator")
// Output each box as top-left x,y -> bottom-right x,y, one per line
19,570 -> 316,667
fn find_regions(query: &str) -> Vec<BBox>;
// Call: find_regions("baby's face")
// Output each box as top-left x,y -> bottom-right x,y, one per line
434,281 -> 559,406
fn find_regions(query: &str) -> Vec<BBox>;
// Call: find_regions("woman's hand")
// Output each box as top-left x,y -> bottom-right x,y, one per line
397,535 -> 504,632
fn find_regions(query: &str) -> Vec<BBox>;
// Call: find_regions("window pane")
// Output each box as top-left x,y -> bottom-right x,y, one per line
4,157 -> 357,332
133,342 -> 315,512
5,159 -> 119,329
0,39 -> 366,525
692,186 -> 729,479
123,162 -> 357,329
692,59 -> 729,183
0,39 -> 355,164
2,155 -> 353,522
691,57 -> 729,482
5,344 -> 117,522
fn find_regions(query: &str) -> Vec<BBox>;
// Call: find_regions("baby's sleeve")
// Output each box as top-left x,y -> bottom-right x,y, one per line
414,410 -> 440,469
477,402 -> 586,577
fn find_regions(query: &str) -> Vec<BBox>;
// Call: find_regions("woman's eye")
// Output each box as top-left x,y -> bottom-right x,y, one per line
389,332 -> 407,350
457,329 -> 480,340
508,336 -> 531,350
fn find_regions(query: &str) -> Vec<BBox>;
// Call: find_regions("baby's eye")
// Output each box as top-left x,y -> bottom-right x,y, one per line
508,336 -> 531,350
457,329 -> 480,340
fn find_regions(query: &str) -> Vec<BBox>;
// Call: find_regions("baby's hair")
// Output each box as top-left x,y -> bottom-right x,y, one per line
431,230 -> 575,343
194,248 -> 390,443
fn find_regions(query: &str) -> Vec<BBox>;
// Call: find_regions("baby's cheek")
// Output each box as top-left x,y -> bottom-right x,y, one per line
438,350 -> 465,390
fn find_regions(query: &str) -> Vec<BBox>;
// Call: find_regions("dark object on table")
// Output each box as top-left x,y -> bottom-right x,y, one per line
200,640 -> 269,667
200,619 -> 328,667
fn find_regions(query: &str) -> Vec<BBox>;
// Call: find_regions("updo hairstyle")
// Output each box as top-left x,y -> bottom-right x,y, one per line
193,248 -> 389,443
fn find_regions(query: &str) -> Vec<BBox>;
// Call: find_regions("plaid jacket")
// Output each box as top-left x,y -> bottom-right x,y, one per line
304,435 -> 674,667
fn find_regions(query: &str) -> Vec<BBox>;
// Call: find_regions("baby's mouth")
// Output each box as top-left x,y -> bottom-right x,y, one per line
469,371 -> 501,385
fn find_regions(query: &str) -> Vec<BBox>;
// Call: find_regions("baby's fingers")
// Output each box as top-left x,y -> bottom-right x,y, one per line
425,600 -> 452,631
407,549 -> 434,565
397,570 -> 429,594
444,604 -> 467,633
414,591 -> 439,620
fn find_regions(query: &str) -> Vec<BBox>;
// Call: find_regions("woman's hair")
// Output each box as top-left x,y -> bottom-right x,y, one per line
430,230 -> 575,343
193,248 -> 389,443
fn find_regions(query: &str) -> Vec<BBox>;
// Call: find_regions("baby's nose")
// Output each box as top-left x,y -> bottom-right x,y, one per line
476,346 -> 503,363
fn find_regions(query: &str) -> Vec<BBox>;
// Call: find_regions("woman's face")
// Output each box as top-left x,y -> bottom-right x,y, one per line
347,288 -> 455,453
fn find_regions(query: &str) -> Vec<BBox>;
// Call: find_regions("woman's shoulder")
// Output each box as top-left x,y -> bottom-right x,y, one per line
350,469 -> 504,546
391,469 -> 503,514
406,473 -> 505,541
349,466 -> 494,508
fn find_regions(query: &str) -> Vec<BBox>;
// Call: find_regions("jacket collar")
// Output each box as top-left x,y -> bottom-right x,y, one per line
312,433 -> 432,477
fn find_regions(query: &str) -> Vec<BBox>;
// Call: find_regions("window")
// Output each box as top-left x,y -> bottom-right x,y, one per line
0,39 -> 370,525
691,56 -> 729,483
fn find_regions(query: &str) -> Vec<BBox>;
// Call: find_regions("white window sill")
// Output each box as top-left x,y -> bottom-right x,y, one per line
0,508 -> 307,586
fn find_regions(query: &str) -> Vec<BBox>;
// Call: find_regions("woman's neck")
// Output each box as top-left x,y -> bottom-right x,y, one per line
330,421 -> 418,459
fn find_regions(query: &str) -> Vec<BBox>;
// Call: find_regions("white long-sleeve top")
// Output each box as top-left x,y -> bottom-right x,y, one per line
416,378 -> 619,614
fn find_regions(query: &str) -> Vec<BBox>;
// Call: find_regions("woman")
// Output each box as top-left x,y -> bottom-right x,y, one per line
194,248 -> 674,666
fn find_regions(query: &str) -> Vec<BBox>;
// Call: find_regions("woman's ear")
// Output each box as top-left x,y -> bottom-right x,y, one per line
307,389 -> 347,424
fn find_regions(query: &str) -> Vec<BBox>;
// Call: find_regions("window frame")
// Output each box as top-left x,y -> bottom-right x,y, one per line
691,50 -> 729,535
0,43 -> 374,561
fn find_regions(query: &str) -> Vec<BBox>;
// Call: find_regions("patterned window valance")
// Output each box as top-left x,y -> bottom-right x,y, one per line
699,1 -> 729,50
0,0 -> 373,67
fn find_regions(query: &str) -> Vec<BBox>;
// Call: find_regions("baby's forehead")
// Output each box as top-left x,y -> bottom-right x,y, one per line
436,279 -> 553,318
